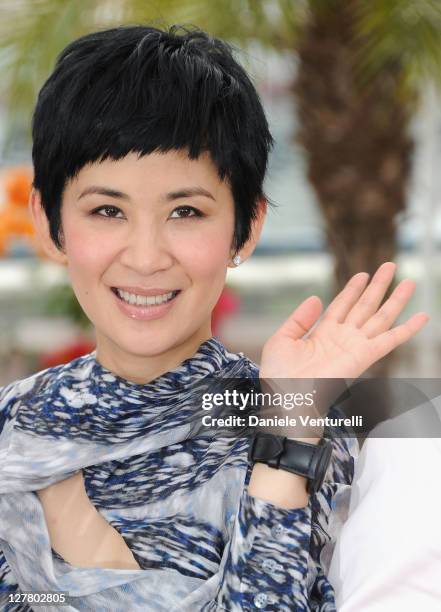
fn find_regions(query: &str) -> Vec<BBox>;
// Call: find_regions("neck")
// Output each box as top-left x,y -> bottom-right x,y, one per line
93,326 -> 214,385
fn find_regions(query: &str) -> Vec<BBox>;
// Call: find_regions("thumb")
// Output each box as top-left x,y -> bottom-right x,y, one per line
276,295 -> 323,340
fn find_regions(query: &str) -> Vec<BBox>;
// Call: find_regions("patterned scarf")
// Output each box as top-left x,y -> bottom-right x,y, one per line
0,337 -> 258,611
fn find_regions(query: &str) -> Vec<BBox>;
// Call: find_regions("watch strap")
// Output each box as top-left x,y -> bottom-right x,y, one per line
248,433 -> 333,493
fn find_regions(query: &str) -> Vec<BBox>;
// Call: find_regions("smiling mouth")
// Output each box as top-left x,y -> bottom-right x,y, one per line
111,287 -> 181,307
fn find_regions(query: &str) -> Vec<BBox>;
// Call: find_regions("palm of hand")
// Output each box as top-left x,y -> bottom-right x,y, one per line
262,320 -> 375,379
260,263 -> 428,381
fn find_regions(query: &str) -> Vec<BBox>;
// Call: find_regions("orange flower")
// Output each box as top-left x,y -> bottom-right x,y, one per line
0,166 -> 40,257
5,168 -> 33,207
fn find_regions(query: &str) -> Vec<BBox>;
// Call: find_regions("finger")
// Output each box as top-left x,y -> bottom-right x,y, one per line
277,295 -> 323,340
345,262 -> 396,327
324,272 -> 370,322
369,312 -> 429,362
361,279 -> 416,338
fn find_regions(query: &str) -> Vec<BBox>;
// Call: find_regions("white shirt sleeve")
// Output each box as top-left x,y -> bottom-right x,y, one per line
328,400 -> 441,612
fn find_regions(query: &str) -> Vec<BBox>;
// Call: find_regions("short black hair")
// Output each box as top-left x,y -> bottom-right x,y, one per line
32,24 -> 274,253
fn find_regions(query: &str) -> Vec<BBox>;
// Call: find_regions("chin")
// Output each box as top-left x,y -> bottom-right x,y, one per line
119,338 -> 173,357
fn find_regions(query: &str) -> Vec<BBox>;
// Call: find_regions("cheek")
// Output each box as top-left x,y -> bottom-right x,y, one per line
62,223 -> 113,289
65,227 -> 110,271
177,231 -> 231,280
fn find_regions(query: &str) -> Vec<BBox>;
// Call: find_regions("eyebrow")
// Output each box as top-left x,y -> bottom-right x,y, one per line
78,186 -> 216,202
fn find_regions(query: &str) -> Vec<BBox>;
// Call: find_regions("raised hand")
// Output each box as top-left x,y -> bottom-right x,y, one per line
259,262 -> 428,381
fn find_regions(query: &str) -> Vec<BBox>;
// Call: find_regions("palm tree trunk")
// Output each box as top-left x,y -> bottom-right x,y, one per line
293,1 -> 414,292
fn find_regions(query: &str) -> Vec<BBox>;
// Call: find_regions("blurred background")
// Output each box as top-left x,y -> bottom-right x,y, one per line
1,0 -> 441,385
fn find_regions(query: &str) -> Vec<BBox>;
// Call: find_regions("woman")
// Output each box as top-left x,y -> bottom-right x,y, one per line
0,25 -> 427,611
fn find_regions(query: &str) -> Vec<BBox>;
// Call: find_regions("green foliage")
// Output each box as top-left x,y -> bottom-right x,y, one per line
43,283 -> 92,329
355,0 -> 441,92
0,0 -> 94,145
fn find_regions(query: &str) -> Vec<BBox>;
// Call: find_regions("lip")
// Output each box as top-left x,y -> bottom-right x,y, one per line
111,287 -> 181,321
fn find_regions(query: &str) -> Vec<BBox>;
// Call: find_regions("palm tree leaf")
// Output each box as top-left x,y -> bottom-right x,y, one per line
353,0 -> 441,91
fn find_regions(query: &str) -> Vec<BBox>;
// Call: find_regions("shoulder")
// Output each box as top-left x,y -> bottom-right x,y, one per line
0,368 -> 53,435
211,338 -> 260,382
223,344 -> 259,378
0,352 -> 95,436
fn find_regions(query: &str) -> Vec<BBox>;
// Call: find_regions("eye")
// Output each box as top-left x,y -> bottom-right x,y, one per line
169,206 -> 203,219
91,205 -> 124,219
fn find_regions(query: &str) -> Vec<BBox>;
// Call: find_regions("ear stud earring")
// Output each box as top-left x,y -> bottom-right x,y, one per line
233,254 -> 241,266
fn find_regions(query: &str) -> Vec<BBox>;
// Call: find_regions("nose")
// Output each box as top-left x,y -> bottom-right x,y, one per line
119,219 -> 174,275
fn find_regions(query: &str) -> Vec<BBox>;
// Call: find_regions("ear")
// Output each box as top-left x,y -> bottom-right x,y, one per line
229,198 -> 267,266
28,188 -> 68,266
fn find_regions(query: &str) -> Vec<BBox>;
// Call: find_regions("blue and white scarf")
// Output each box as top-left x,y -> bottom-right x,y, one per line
0,337 -> 356,611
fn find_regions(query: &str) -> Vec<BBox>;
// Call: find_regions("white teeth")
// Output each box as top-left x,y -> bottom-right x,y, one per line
116,289 -> 174,306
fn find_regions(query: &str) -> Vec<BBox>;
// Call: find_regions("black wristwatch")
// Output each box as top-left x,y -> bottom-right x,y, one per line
247,433 -> 333,494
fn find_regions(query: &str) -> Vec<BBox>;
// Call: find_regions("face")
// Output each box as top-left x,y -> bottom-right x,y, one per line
31,150 -> 265,382
45,150 -> 237,379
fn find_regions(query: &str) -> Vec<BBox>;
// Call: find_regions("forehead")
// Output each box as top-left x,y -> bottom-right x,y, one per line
65,150 -> 232,200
